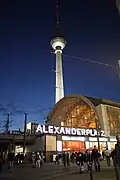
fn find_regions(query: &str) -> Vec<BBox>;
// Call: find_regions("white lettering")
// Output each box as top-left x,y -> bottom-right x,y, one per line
59,127 -> 65,134
100,130 -> 105,137
36,125 -> 43,133
71,128 -> 76,135
94,129 -> 97,136
89,129 -> 93,136
65,127 -> 71,135
48,126 -> 53,134
81,129 -> 86,136
54,126 -> 60,134
86,129 -> 90,136
76,128 -> 81,135
35,124 -> 105,137
43,125 -> 48,134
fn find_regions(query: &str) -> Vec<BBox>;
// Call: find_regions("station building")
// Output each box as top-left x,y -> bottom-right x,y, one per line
25,95 -> 120,161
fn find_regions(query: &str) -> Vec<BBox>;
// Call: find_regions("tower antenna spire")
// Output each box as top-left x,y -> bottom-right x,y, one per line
56,0 -> 59,24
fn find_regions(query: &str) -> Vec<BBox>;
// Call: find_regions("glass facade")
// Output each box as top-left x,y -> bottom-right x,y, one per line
48,96 -> 99,129
106,105 -> 120,136
89,142 -> 106,151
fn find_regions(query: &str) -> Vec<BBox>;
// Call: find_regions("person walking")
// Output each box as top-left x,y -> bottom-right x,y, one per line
111,149 -> 116,165
85,149 -> 92,173
102,150 -> 105,160
70,153 -> 74,164
32,152 -> 36,168
7,150 -> 15,172
40,152 -> 44,167
55,154 -> 59,164
66,152 -> 70,167
104,148 -> 111,166
114,135 -> 120,180
92,146 -> 101,172
36,152 -> 41,168
63,152 -> 67,167
76,151 -> 85,174
0,152 -> 3,172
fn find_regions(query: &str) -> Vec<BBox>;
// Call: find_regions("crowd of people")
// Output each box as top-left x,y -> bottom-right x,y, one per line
0,150 -> 45,172
0,150 -> 15,172
54,135 -> 120,176
55,146 -> 101,173
55,146 -> 119,173
0,135 -> 120,177
31,152 -> 45,168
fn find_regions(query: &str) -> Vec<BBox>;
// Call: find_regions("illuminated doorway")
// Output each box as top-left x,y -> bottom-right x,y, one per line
63,141 -> 85,152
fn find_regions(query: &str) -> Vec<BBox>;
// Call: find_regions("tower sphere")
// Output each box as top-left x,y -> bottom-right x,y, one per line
50,37 -> 66,50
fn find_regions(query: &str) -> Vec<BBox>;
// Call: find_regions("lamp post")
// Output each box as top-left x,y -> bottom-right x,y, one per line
96,120 -> 100,152
23,112 -> 27,154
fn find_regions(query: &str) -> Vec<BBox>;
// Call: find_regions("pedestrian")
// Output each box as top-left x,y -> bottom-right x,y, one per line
40,152 -> 44,167
66,152 -> 70,167
36,152 -> 41,168
104,148 -> 111,166
7,150 -> 15,172
85,149 -> 92,173
102,150 -> 105,160
63,152 -> 66,167
32,152 -> 36,168
58,153 -> 62,164
111,149 -> 116,165
76,151 -> 85,174
55,155 -> 59,164
114,135 -> 120,180
92,146 -> 101,172
0,152 -> 3,172
70,153 -> 74,164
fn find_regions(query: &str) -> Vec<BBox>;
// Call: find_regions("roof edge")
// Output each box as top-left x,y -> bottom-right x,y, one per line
47,94 -> 99,122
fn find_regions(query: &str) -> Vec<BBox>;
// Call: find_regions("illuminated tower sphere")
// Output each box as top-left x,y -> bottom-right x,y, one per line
50,1 -> 67,104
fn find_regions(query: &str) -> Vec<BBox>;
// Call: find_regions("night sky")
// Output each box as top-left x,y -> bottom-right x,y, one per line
0,0 -> 120,130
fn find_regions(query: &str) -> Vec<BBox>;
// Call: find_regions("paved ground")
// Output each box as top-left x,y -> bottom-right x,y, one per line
0,161 -> 117,180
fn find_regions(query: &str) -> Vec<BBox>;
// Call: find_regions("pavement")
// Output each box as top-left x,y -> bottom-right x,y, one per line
0,161 -> 117,180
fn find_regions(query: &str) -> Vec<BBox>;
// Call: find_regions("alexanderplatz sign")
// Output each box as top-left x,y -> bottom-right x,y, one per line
36,125 -> 105,137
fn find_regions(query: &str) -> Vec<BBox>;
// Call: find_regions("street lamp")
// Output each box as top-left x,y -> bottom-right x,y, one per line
23,112 -> 28,154
96,119 -> 100,152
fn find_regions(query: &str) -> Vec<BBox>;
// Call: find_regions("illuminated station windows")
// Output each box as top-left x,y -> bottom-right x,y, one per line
34,96 -> 106,160
47,95 -> 98,129
26,95 -> 119,161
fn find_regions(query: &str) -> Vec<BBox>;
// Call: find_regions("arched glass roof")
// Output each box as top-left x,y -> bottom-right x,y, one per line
48,95 -> 100,129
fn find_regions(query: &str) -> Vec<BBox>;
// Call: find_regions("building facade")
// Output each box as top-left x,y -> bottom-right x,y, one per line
25,95 -> 119,161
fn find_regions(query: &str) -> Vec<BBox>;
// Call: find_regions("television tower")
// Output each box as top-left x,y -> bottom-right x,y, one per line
50,0 -> 66,104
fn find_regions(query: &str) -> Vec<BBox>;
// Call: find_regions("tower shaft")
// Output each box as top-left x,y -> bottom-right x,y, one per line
50,0 -> 66,104
55,49 -> 64,103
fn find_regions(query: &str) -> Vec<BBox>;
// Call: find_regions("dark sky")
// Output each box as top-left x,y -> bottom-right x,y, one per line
0,0 -> 120,130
